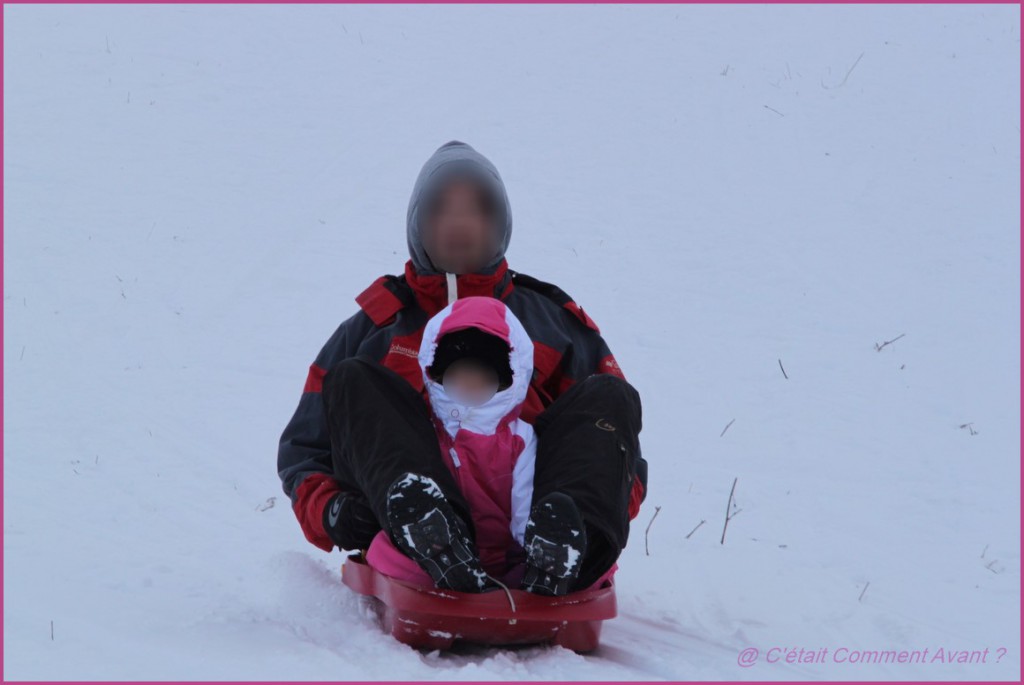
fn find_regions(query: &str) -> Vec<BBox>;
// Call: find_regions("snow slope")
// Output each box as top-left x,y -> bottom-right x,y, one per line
3,3 -> 1020,680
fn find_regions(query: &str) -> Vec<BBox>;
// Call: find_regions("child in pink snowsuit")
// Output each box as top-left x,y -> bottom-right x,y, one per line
364,296 -> 615,592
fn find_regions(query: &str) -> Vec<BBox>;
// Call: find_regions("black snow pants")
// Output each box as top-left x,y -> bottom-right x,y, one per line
321,355 -> 645,591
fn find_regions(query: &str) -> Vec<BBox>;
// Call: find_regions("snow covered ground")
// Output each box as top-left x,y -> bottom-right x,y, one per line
3,3 -> 1020,680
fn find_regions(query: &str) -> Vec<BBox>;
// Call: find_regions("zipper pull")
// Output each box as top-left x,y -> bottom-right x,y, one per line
449,447 -> 461,468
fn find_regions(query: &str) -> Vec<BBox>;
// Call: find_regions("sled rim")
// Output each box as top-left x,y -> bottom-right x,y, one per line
341,553 -> 617,622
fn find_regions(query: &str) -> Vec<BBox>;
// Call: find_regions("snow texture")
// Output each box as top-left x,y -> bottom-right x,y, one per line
3,4 -> 1019,681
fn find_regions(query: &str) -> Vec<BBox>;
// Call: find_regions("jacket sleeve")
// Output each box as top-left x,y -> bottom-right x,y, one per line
557,306 -> 649,520
277,310 -> 376,551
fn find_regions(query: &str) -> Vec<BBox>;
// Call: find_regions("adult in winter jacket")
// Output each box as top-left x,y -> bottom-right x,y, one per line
277,140 -> 648,594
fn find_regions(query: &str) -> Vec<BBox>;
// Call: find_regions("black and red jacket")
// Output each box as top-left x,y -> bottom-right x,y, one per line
277,259 -> 649,552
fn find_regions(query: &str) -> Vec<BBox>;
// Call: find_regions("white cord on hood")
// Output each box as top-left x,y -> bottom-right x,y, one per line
446,272 -> 458,306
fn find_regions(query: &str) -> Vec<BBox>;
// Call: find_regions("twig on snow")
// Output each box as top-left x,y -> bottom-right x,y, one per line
821,51 -> 865,89
720,478 -> 739,545
644,506 -> 662,556
959,422 -> 978,436
874,333 -> 905,352
685,519 -> 706,540
838,52 -> 865,87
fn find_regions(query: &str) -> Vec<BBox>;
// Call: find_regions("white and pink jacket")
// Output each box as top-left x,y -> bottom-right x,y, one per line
365,296 -> 538,583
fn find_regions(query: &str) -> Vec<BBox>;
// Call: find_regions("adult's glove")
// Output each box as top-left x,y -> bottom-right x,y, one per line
322,490 -> 382,551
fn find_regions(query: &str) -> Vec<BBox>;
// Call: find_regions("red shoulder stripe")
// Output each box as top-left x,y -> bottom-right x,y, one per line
356,277 -> 404,326
563,301 -> 600,333
304,363 -> 327,393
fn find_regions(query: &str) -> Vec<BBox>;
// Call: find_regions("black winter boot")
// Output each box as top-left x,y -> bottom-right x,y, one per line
385,473 -> 494,593
521,492 -> 588,596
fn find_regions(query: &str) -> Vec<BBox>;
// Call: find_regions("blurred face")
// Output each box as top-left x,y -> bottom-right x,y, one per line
441,358 -> 500,407
423,180 -> 497,274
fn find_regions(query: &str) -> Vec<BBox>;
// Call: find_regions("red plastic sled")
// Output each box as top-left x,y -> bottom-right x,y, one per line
341,553 -> 616,652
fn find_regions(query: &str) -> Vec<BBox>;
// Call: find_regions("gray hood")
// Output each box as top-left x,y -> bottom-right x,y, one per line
406,140 -> 513,275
